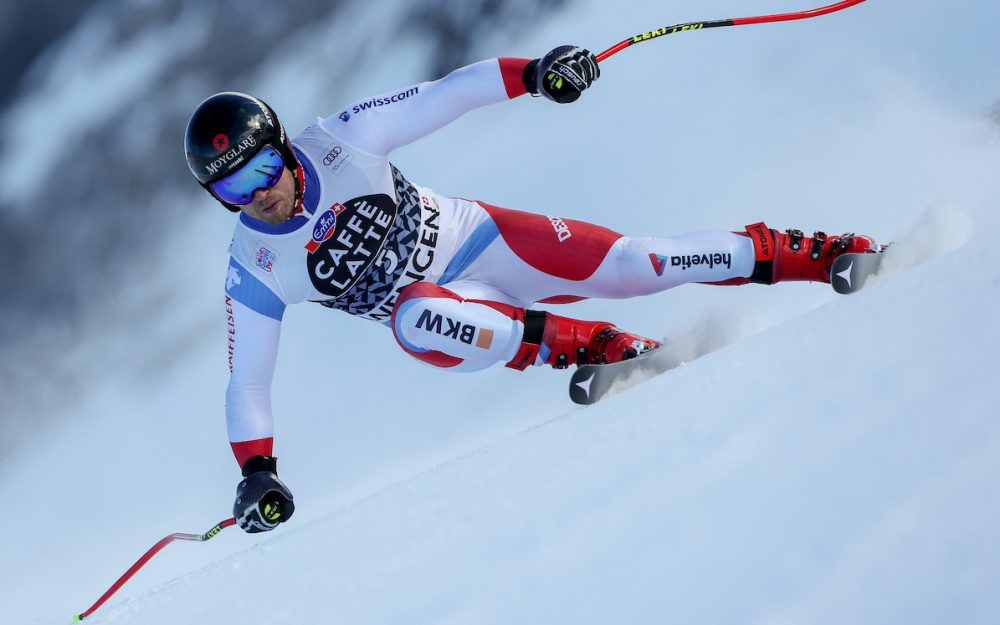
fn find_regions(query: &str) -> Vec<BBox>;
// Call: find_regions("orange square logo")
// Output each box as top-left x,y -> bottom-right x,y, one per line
475,328 -> 494,349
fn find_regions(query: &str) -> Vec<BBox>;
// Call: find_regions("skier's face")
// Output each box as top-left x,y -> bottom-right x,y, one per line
238,166 -> 297,225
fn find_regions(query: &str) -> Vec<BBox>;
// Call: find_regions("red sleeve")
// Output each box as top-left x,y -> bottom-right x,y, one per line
231,438 -> 274,468
498,58 -> 532,99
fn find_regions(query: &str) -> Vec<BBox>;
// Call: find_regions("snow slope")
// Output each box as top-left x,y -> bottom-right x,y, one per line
66,223 -> 1000,625
2,0 -> 1000,624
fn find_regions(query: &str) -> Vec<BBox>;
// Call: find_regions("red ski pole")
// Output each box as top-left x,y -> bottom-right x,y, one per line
73,517 -> 237,621
597,0 -> 868,62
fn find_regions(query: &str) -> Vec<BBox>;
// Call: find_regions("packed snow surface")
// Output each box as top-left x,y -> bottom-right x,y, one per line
2,0 -> 999,624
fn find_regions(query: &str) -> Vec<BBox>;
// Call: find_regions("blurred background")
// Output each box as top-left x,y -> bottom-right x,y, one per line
4,0 -> 999,462
0,0 -> 571,454
1,1 -> 999,622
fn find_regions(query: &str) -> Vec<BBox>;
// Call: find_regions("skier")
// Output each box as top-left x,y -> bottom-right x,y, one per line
185,46 -> 879,533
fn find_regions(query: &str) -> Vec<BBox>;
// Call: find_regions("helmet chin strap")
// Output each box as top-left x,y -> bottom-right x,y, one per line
290,163 -> 306,217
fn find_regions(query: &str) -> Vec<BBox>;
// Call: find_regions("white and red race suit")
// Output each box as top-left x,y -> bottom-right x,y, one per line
224,58 -> 756,466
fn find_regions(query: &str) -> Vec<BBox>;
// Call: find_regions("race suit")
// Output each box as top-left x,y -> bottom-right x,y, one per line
223,58 -> 756,465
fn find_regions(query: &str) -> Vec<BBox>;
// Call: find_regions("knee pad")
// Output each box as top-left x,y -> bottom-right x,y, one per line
391,282 -> 524,371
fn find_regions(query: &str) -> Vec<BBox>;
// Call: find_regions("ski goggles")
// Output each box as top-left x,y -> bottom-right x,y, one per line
209,145 -> 285,205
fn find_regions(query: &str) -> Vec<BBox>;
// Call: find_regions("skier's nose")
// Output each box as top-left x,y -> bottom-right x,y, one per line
252,186 -> 271,203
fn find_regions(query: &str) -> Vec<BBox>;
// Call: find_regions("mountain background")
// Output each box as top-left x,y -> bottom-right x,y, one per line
0,0 -> 565,451
1,1 -> 998,624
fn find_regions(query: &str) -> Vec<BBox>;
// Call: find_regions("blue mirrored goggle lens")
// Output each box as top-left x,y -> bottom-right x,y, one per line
209,146 -> 285,205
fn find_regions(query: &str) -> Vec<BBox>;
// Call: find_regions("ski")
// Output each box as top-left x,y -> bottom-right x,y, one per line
570,249 -> 891,405
830,250 -> 888,294
568,345 -> 683,405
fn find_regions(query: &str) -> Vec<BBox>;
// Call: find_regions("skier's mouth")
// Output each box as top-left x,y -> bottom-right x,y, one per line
263,200 -> 280,214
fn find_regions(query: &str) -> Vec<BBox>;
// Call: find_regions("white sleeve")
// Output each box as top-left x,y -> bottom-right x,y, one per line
319,58 -> 531,156
226,298 -> 281,446
224,258 -> 287,466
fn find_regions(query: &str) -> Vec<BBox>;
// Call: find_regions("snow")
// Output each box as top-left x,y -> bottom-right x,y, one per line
3,1 -> 1000,624
0,4 -> 211,208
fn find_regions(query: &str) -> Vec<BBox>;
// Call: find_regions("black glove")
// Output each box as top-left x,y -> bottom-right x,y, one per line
523,45 -> 600,104
233,455 -> 295,533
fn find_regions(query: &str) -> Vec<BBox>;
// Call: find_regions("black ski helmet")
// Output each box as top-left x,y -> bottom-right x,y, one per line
184,92 -> 300,212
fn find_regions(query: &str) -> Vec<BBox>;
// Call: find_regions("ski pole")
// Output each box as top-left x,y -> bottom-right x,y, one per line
597,0 -> 868,62
72,517 -> 236,622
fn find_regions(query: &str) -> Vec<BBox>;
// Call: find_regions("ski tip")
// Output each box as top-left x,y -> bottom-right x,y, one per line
72,615 -> 83,623
830,250 -> 886,295
568,346 -> 678,405
569,368 -> 599,405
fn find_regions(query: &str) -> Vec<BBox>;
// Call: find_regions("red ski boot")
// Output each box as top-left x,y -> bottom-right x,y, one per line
506,311 -> 660,370
743,222 -> 880,284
